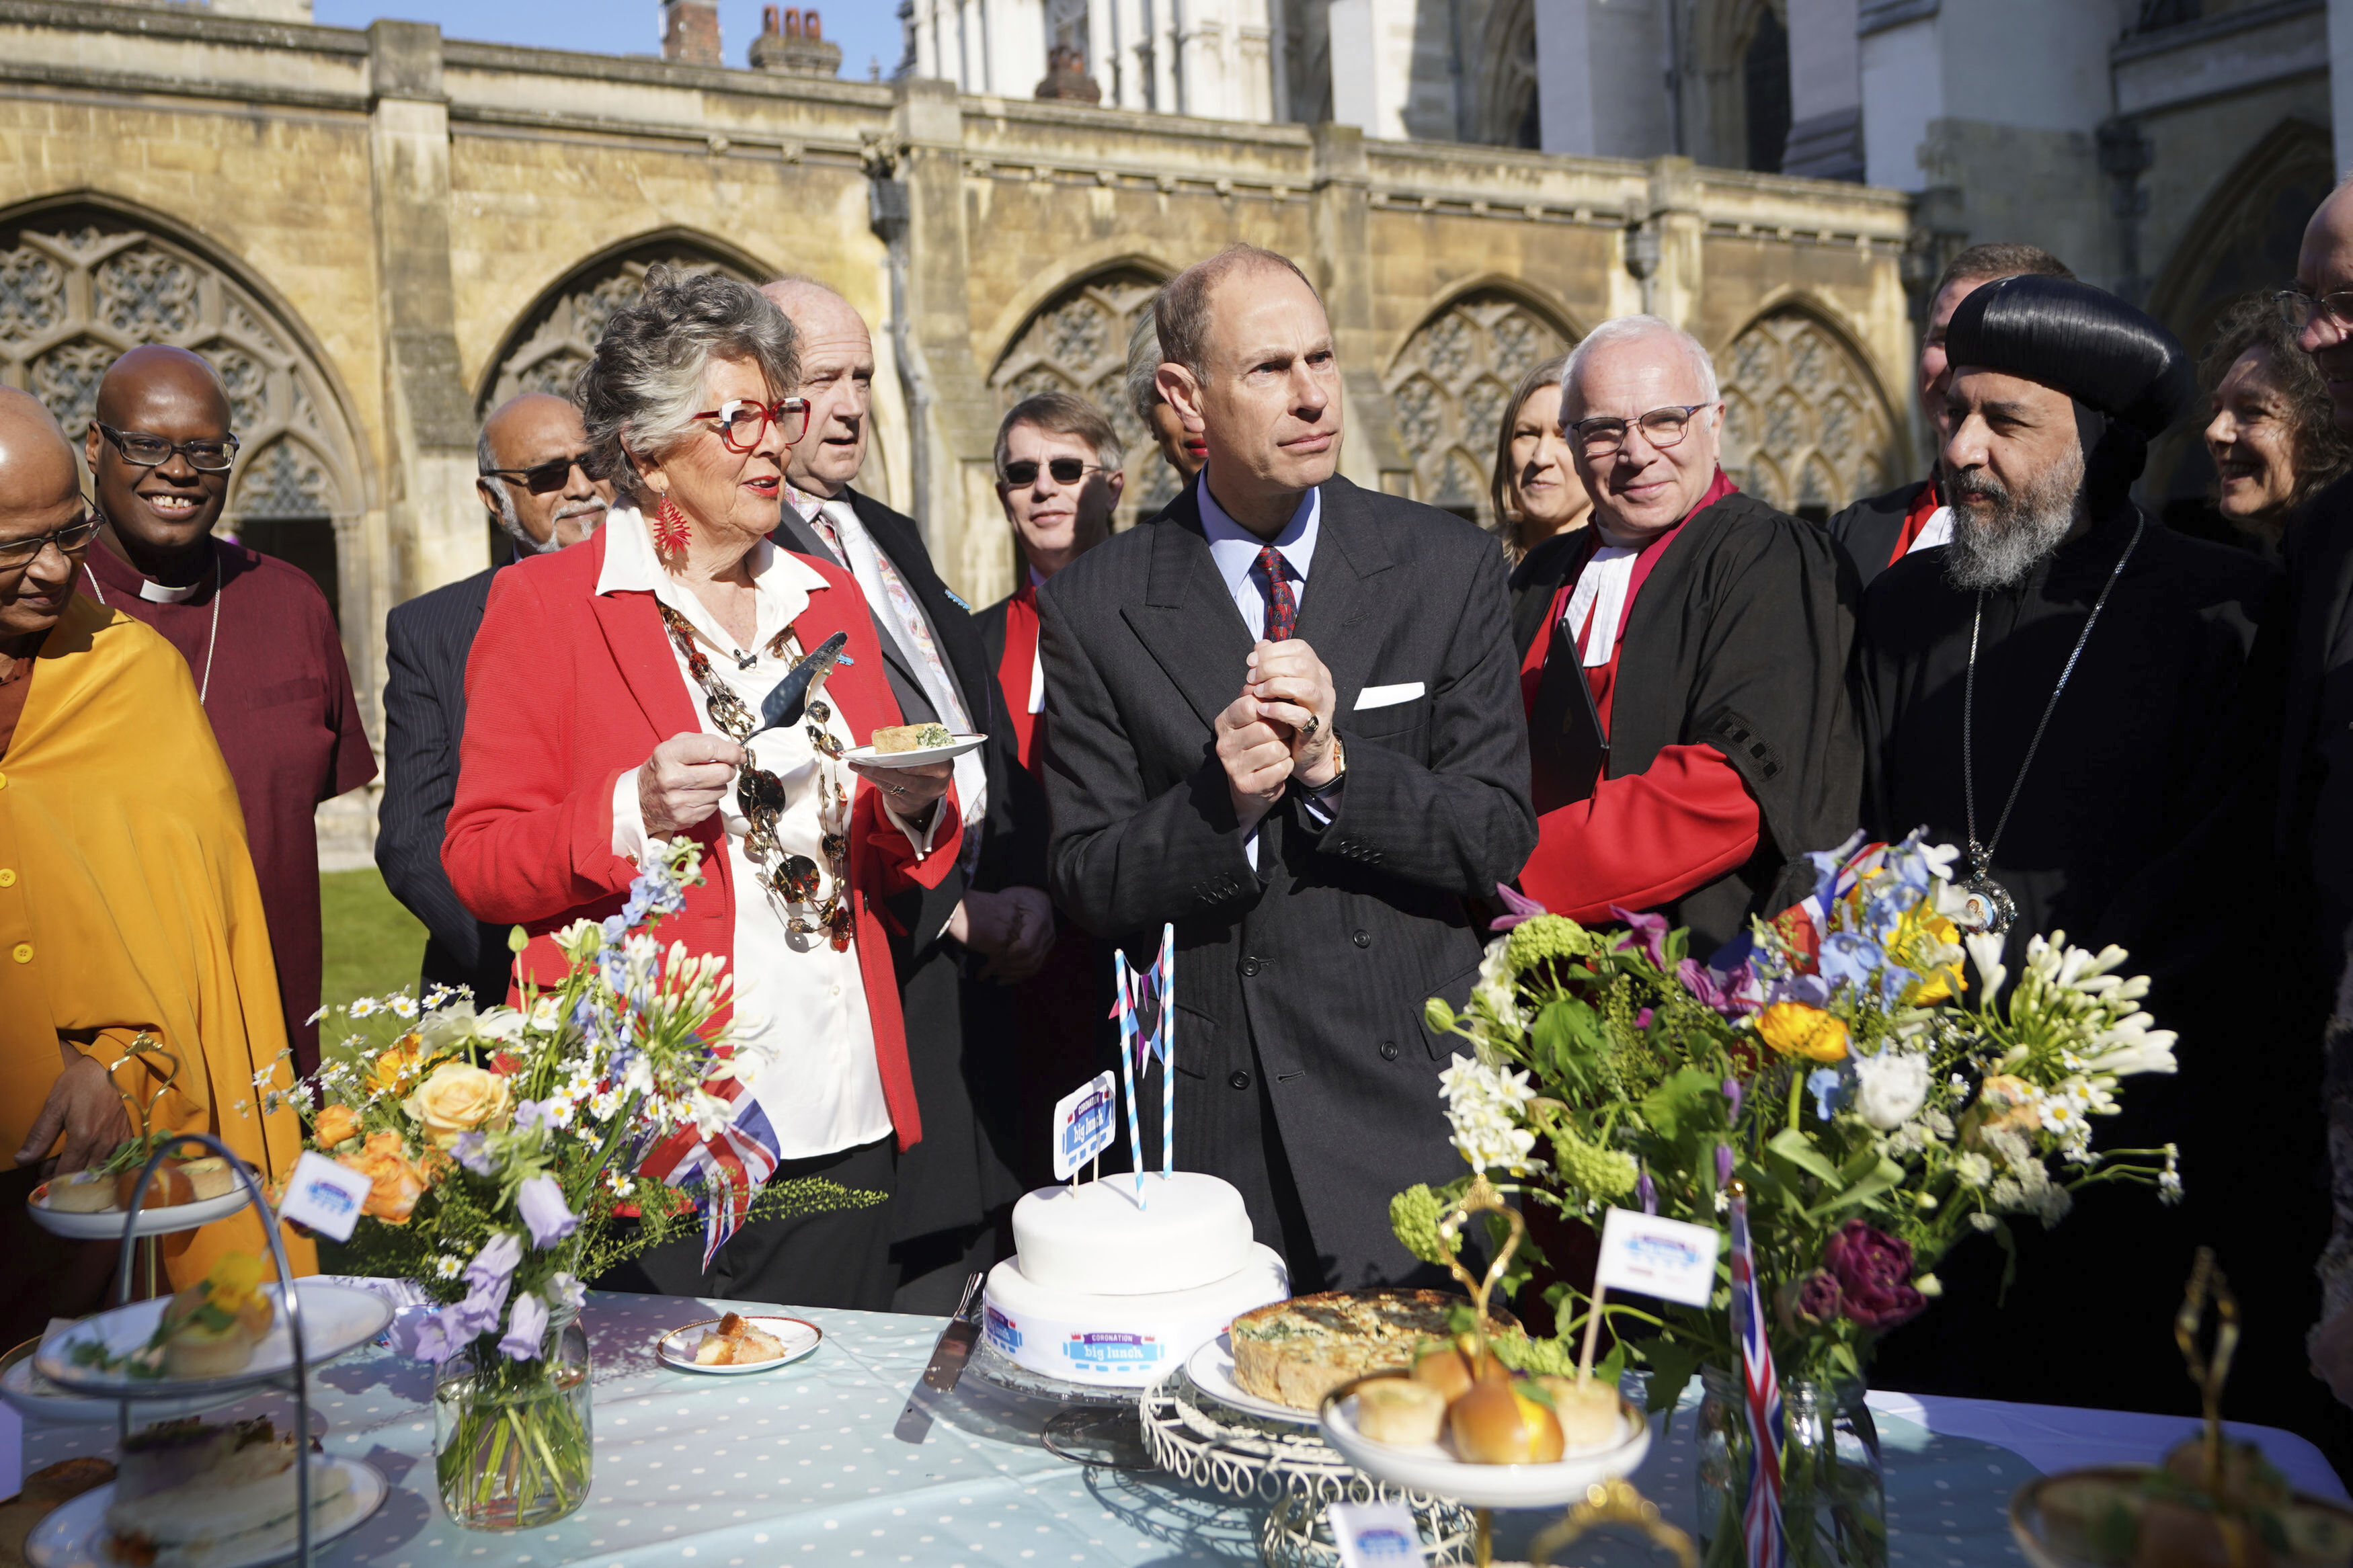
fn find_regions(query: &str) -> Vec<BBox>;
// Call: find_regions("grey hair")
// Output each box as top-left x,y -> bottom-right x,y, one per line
1124,306 -> 1165,425
473,425 -> 531,551
575,265 -> 801,499
1559,315 -> 1720,419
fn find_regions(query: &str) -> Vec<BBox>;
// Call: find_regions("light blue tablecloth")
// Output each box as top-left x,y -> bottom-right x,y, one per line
17,1292 -> 2342,1566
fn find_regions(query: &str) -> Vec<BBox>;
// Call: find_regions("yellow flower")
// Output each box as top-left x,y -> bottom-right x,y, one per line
1756,1002 -> 1851,1063
311,1104 -> 360,1148
403,1061 -> 514,1149
1890,904 -> 1966,1005
367,1037 -> 422,1098
204,1251 -> 268,1313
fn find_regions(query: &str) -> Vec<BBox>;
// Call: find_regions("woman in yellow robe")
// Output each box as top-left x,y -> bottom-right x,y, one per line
0,403 -> 311,1328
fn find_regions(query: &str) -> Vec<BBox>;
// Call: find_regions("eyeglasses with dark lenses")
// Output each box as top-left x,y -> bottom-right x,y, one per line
481,450 -> 599,494
1001,457 -> 1099,487
1567,403 -> 1708,457
692,399 -> 811,453
2276,289 -> 2353,335
0,508 -> 102,567
95,423 -> 239,473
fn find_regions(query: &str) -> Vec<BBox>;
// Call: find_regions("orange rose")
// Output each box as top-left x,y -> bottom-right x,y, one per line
337,1131 -> 427,1225
312,1104 -> 360,1148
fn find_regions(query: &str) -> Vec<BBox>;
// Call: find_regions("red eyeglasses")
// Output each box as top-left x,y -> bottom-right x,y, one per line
693,397 -> 811,452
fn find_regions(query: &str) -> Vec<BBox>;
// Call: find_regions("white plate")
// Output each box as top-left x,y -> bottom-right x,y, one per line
35,1283 -> 393,1397
0,1354 -> 245,1426
28,1182 -> 252,1240
1320,1383 -> 1652,1509
655,1315 -> 822,1375
1183,1333 -> 1319,1427
26,1455 -> 385,1568
842,733 -> 987,768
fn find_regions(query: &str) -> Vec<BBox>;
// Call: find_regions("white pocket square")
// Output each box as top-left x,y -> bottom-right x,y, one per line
1354,682 -> 1425,710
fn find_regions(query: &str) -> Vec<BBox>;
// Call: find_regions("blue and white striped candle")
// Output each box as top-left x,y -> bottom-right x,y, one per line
1115,950 -> 1144,1200
1159,923 -> 1175,1178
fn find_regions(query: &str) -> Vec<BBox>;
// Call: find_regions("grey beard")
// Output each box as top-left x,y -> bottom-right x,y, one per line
1942,448 -> 2086,591
493,488 -> 601,556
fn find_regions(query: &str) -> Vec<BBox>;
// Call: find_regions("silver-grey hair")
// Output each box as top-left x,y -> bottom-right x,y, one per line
575,265 -> 801,499
1559,315 -> 1721,419
475,425 -> 536,553
1125,306 -> 1165,426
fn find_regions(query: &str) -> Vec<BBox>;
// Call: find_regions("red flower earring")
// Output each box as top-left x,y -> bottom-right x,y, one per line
651,493 -> 691,559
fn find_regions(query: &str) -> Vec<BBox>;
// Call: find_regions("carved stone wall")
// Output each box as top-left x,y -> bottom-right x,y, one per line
986,266 -> 1176,526
1382,290 -> 1570,529
1718,306 -> 1898,519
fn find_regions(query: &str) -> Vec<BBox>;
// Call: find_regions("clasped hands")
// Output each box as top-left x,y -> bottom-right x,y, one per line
1214,638 -> 1340,829
639,731 -> 952,837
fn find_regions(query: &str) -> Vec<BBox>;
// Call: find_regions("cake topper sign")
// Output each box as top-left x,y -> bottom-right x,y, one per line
1051,1071 -> 1117,1183
1114,923 -> 1176,1202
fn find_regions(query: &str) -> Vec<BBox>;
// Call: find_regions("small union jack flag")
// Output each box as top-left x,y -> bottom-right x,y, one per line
1728,1185 -> 1787,1568
639,1073 -> 783,1271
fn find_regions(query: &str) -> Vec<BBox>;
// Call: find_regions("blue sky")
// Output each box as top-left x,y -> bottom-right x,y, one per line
312,0 -> 905,81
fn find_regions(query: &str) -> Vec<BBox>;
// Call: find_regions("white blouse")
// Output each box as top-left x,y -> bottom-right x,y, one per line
598,504 -> 939,1161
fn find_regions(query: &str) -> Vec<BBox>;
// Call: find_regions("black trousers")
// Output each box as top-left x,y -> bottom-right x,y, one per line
592,1136 -> 900,1312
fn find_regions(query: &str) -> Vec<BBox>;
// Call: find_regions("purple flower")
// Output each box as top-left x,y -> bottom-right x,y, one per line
1609,906 -> 1672,969
1679,958 -> 1762,1020
1488,882 -> 1549,932
410,1309 -> 464,1365
1823,1219 -> 1926,1332
514,1099 -> 553,1132
1636,1167 -> 1657,1216
1634,1007 -> 1654,1030
450,1280 -> 508,1339
1722,1078 -> 1745,1120
516,1175 -> 578,1250
1714,1144 -> 1735,1187
1772,973 -> 1833,1009
1778,1270 -> 1844,1334
465,1231 -> 524,1293
500,1290 -> 549,1361
547,1272 -> 586,1313
452,1131 -> 495,1177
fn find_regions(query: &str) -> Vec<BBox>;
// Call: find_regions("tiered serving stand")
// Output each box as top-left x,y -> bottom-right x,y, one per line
13,1127 -> 393,1568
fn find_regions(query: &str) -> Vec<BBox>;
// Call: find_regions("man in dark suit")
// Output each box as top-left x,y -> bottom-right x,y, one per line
1039,245 -> 1536,1291
374,392 -> 611,1002
761,277 -> 1052,1311
1827,243 -> 2071,589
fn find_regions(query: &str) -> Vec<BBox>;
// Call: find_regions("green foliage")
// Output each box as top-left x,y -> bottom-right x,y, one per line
1388,1183 -> 1463,1268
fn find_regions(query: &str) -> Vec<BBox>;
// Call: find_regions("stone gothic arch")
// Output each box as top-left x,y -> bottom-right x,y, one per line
0,198 -> 368,624
1718,304 -> 1900,520
478,235 -> 762,415
1468,0 -> 1540,149
1681,0 -> 1790,173
1383,287 -> 1574,530
988,264 -> 1174,528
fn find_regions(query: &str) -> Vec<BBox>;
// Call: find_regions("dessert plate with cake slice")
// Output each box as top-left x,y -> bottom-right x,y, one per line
843,723 -> 988,768
34,1281 -> 392,1398
655,1312 -> 822,1374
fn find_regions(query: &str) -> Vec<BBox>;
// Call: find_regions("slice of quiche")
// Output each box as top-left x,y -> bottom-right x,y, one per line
873,723 -> 955,753
1228,1289 -> 1519,1411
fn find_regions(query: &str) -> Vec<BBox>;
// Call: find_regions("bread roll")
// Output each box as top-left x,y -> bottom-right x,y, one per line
117,1165 -> 195,1210
1410,1339 -> 1505,1403
1353,1378 -> 1447,1446
1535,1375 -> 1623,1448
1447,1376 -> 1564,1464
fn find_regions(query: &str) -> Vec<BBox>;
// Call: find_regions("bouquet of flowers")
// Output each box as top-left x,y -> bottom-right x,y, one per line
302,839 -> 879,1527
1390,832 -> 2182,1409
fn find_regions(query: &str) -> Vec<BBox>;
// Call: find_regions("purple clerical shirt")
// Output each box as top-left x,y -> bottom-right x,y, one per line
82,539 -> 376,1073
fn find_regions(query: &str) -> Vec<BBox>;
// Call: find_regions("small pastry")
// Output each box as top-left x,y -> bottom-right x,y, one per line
1447,1374 -> 1564,1464
1535,1375 -> 1623,1448
1410,1336 -> 1506,1403
157,1253 -> 274,1378
1353,1377 -> 1447,1446
175,1157 -> 238,1202
116,1164 -> 195,1211
41,1171 -> 119,1213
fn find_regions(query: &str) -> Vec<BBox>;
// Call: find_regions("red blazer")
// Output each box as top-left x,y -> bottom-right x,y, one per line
441,528 -> 962,1151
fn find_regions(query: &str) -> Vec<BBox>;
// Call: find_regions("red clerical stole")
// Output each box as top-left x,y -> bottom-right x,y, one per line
996,580 -> 1042,775
1515,468 -> 1761,923
1886,478 -> 1944,567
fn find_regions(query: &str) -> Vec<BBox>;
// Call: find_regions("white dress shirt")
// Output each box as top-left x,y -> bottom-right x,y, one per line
1198,477 -> 1326,868
598,503 -> 939,1160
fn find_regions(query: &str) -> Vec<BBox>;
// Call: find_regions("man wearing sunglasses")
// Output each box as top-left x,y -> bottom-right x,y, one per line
80,345 -> 374,1077
376,393 -> 616,1005
0,386 -> 312,1332
762,276 -> 1052,1311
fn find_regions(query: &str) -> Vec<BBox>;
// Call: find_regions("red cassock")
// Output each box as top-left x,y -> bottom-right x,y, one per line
1515,472 -> 1763,923
440,530 -> 963,1152
993,580 -> 1043,774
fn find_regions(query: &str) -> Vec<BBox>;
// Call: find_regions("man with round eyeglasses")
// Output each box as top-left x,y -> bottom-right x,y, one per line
0,385 -> 312,1330
377,393 -> 618,1005
80,345 -> 373,1077
1505,314 -> 1860,955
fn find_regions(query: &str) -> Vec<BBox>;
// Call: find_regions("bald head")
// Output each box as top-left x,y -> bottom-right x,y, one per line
2297,181 -> 2353,434
93,345 -> 231,433
477,392 -> 610,552
0,389 -> 92,645
87,344 -> 236,581
764,278 -> 874,497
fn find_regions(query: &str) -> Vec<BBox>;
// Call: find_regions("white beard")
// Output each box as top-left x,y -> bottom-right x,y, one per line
1942,444 -> 2087,591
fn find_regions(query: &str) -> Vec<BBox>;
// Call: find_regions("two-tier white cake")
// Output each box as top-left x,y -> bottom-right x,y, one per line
983,1171 -> 1288,1387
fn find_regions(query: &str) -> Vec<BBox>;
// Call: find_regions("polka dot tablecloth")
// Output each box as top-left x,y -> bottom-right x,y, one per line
19,1293 -> 2342,1566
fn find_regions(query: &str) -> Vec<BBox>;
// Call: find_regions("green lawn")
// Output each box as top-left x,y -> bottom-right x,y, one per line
321,866 -> 428,1011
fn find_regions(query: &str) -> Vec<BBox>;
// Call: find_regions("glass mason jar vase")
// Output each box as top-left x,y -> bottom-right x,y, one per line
1694,1364 -> 1885,1568
434,1311 -> 593,1529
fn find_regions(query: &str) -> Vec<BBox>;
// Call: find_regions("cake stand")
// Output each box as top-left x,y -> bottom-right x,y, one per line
964,1336 -> 1160,1469
1140,1364 -> 1477,1567
26,1132 -> 391,1568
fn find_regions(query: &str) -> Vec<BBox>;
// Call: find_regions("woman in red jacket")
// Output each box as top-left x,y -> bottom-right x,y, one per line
444,267 -> 961,1309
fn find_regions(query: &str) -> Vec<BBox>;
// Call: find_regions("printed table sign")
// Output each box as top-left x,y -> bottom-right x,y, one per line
278,1149 -> 375,1242
1595,1206 -> 1722,1308
1330,1501 -> 1429,1567
1051,1071 -> 1118,1182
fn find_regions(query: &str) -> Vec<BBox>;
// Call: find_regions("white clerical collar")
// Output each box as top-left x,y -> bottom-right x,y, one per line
1199,474 -> 1320,600
1565,542 -> 1641,668
139,576 -> 203,604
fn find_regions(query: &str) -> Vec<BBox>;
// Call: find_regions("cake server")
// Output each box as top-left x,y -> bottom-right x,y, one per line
752,630 -> 849,735
892,1271 -> 985,1444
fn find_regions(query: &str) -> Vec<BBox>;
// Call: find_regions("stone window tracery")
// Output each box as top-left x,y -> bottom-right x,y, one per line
1383,290 -> 1570,529
1718,308 -> 1896,521
482,249 -> 753,414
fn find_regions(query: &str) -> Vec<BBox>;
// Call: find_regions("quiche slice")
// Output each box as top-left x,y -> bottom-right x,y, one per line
1228,1289 -> 1520,1411
873,723 -> 955,753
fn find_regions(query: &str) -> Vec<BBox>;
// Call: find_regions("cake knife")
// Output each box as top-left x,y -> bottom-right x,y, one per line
892,1271 -> 986,1444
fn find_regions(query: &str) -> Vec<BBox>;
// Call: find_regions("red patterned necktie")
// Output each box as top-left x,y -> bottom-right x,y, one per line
1256,546 -> 1298,642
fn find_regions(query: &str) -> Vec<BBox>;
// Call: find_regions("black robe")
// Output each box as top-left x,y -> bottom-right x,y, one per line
1509,490 -> 1866,953
1857,503 -> 2324,1428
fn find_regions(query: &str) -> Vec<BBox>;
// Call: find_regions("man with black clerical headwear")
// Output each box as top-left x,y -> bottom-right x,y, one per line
80,346 -> 374,1077
1507,316 -> 1860,954
1828,243 -> 2073,590
1858,275 -> 2302,1420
